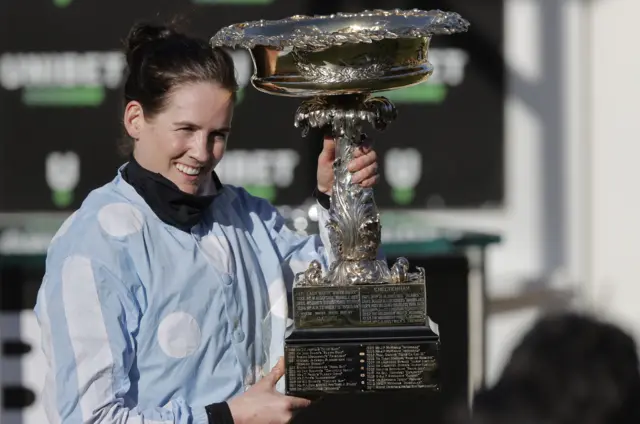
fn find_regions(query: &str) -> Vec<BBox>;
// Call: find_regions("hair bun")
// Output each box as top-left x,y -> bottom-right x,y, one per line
125,23 -> 178,66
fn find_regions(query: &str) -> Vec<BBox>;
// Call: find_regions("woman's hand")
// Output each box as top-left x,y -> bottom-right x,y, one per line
227,358 -> 310,424
316,135 -> 379,196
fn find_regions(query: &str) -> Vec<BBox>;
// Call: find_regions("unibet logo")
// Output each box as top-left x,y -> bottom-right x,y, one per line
193,0 -> 275,4
0,51 -> 126,107
381,47 -> 470,104
384,148 -> 422,205
46,151 -> 80,208
216,149 -> 300,202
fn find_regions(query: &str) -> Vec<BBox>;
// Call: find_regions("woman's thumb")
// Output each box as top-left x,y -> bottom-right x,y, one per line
321,135 -> 336,157
262,357 -> 286,387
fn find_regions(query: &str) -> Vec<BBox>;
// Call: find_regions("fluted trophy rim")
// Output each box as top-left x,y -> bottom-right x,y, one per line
209,8 -> 470,50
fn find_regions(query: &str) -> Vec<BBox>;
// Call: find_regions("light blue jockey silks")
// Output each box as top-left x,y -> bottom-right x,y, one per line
34,166 -> 335,424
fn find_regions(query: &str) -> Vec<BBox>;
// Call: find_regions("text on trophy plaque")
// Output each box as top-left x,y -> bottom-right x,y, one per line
285,343 -> 439,394
293,283 -> 427,328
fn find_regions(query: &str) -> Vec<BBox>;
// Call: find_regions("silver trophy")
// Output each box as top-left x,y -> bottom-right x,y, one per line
212,9 -> 469,396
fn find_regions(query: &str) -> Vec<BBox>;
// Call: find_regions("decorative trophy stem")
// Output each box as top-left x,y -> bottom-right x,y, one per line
211,9 -> 469,397
294,95 -> 412,286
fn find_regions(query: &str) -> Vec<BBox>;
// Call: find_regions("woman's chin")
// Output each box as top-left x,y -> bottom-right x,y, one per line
169,171 -> 203,195
177,184 -> 199,195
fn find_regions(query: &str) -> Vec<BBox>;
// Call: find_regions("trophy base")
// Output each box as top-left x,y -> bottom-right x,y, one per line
287,265 -> 438,398
284,326 -> 440,398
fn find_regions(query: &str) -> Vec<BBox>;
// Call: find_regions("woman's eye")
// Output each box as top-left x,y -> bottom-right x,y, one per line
210,132 -> 227,141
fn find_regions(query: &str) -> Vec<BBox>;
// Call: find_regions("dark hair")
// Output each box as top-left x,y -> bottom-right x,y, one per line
470,312 -> 640,424
120,21 -> 238,155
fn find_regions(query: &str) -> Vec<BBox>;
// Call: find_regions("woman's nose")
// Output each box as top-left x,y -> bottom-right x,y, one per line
189,134 -> 210,163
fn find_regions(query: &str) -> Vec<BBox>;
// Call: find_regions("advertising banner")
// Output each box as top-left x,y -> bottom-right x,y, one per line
0,0 -> 315,212
0,0 -> 503,212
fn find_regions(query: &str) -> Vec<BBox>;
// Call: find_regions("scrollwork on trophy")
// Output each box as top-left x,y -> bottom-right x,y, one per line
211,9 -> 470,51
292,51 -> 392,84
294,95 -> 399,286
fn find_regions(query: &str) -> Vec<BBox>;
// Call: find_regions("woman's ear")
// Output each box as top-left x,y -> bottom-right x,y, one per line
123,101 -> 144,140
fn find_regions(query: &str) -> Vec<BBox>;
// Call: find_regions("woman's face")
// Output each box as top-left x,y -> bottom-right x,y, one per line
124,81 -> 234,195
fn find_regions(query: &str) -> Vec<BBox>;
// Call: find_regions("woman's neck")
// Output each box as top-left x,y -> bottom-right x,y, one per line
122,155 -> 221,232
131,151 -> 217,197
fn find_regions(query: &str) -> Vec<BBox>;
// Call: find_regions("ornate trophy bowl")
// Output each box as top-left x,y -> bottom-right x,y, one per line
212,9 -> 468,97
212,9 -> 469,398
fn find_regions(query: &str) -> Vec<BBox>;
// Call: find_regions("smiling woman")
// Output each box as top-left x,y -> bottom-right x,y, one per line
33,18 -> 381,424
125,82 -> 234,195
120,23 -> 237,196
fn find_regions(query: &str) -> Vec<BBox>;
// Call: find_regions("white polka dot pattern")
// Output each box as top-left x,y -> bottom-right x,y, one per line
98,203 -> 144,237
157,312 -> 202,359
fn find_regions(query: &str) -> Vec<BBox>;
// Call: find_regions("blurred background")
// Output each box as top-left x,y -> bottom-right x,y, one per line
1,0 -> 639,422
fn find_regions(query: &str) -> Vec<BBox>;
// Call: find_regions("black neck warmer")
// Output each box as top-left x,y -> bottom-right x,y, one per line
121,157 -> 221,232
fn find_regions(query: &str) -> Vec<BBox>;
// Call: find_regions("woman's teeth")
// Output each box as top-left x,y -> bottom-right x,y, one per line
175,163 -> 201,176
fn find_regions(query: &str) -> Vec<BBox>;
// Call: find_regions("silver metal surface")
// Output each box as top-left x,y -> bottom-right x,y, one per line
211,9 -> 469,287
210,9 -> 468,50
211,9 -> 469,97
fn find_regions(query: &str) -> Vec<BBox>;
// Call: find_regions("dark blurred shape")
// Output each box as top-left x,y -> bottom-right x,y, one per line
3,387 -> 35,410
467,313 -> 640,424
2,341 -> 31,356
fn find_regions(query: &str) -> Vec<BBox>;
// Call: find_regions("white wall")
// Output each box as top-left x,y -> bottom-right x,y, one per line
588,0 -> 640,339
424,0 -> 640,384
421,0 -> 592,384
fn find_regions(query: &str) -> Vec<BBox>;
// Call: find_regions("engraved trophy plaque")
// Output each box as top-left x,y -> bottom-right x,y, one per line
211,9 -> 469,398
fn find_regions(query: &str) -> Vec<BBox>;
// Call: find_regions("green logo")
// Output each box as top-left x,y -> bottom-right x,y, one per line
382,83 -> 448,104
391,187 -> 416,205
384,148 -> 422,206
0,52 -> 125,107
53,0 -> 73,7
46,151 -> 80,209
236,88 -> 246,105
244,185 -> 277,201
23,86 -> 105,107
